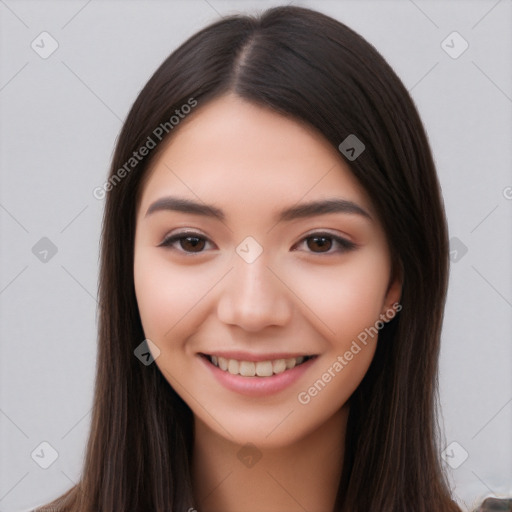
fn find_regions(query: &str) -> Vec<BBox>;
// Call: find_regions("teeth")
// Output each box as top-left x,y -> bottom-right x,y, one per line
239,361 -> 255,377
209,355 -> 310,377
255,361 -> 273,377
228,359 -> 239,374
218,356 -> 228,371
285,358 -> 296,369
272,359 -> 287,374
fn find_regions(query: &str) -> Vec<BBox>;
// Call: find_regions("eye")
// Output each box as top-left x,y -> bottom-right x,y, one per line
158,230 -> 357,255
158,231 -> 214,253
294,232 -> 357,254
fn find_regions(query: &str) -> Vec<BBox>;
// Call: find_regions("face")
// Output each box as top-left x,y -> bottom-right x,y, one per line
133,93 -> 401,448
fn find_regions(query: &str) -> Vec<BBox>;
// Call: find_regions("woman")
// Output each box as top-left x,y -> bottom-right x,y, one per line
36,5 -> 469,511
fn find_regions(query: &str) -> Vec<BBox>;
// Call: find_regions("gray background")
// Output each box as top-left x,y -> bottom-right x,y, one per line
0,1 -> 511,511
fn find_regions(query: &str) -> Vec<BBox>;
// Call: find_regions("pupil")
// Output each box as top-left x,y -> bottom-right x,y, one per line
308,236 -> 331,252
182,237 -> 204,252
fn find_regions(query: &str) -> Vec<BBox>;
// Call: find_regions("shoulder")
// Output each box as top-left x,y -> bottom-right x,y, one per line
474,497 -> 512,511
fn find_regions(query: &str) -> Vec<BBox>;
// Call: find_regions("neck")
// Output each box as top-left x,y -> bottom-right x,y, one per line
191,404 -> 349,512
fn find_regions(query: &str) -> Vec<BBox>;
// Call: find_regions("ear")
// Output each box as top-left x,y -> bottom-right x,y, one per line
381,260 -> 403,316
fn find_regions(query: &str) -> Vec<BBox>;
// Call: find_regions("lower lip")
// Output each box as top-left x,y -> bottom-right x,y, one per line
200,355 -> 317,397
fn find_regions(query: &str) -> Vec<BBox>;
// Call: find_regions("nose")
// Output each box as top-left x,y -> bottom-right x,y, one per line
216,253 -> 293,332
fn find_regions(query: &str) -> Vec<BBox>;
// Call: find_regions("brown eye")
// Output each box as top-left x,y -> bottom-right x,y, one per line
179,236 -> 205,252
294,232 -> 357,255
306,236 -> 333,253
159,232 -> 212,253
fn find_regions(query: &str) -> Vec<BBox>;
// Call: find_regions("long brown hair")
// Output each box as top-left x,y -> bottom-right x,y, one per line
37,5 -> 461,511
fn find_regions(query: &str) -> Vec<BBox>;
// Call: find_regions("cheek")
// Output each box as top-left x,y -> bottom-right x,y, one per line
281,250 -> 391,343
133,250 -> 214,343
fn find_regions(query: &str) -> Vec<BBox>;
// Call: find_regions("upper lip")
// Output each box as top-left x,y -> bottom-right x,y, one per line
199,351 -> 316,362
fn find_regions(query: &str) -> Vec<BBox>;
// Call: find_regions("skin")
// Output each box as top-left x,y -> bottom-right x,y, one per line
133,93 -> 402,511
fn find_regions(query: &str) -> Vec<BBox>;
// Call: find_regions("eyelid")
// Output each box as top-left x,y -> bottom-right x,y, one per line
158,228 -> 357,255
159,228 -> 213,242
297,228 -> 356,246
291,230 -> 357,253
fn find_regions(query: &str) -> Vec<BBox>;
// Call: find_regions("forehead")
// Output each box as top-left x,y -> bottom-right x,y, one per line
137,93 -> 375,219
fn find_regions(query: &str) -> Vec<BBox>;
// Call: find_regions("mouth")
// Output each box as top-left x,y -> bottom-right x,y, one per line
201,353 -> 317,377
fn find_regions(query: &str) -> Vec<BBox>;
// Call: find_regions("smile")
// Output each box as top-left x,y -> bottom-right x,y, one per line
204,354 -> 314,377
199,352 -> 318,396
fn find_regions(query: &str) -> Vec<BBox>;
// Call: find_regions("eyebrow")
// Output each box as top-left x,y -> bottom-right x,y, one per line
145,196 -> 372,222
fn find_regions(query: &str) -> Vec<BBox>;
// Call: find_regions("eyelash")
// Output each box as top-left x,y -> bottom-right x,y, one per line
158,230 -> 357,255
